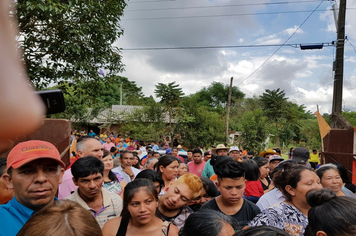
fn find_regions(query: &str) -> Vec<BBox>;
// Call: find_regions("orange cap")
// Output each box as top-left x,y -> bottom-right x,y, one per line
7,140 -> 65,170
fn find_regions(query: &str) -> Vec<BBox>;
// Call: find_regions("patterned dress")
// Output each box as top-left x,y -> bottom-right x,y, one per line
248,202 -> 308,236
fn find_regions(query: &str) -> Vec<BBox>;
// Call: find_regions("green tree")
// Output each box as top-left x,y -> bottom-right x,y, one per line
154,81 -> 184,127
238,109 -> 270,153
174,95 -> 226,148
260,89 -> 288,147
13,0 -> 126,89
195,82 -> 245,110
119,101 -> 166,142
52,76 -> 144,122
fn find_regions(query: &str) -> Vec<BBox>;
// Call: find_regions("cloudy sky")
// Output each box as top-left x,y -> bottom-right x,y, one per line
115,0 -> 356,114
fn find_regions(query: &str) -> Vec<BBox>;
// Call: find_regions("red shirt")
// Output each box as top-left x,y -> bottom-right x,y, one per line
187,161 -> 206,177
244,180 -> 264,197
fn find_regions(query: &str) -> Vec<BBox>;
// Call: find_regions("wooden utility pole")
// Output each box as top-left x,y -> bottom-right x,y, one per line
226,77 -> 233,144
331,0 -> 347,128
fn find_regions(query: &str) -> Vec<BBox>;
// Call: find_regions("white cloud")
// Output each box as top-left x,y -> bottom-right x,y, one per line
283,25 -> 304,36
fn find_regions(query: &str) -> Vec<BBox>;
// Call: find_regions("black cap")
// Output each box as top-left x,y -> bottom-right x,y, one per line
292,147 -> 309,164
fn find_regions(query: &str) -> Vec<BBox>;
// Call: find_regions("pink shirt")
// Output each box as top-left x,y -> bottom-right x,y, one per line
103,142 -> 115,151
58,168 -> 77,199
188,161 -> 206,177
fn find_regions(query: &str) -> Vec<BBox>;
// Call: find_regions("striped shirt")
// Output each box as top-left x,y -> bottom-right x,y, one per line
66,188 -> 122,228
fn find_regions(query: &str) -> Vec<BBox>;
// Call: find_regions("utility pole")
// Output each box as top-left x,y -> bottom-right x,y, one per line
226,77 -> 233,144
331,0 -> 347,128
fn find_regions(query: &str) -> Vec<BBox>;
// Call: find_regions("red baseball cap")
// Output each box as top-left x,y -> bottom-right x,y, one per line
7,140 -> 66,170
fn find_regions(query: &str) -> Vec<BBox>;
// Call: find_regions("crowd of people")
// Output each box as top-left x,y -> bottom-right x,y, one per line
0,134 -> 356,236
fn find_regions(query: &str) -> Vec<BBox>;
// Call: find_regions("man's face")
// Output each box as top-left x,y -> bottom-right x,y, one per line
73,172 -> 103,201
193,153 -> 203,165
161,182 -> 194,210
153,153 -> 161,159
264,154 -> 272,159
216,149 -> 228,156
171,149 -> 178,157
216,177 -> 245,205
79,139 -> 103,159
106,138 -> 111,143
269,160 -> 281,171
4,159 -> 64,211
121,153 -> 134,167
187,152 -> 193,162
229,151 -> 240,161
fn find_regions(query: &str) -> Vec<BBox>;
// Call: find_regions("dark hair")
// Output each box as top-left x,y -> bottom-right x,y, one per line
103,149 -> 110,157
152,151 -> 160,156
315,164 -> 339,180
235,225 -> 290,236
273,165 -> 312,201
136,169 -> 164,193
252,156 -> 268,168
132,153 -> 141,169
120,150 -> 133,159
0,158 -> 7,176
180,209 -> 237,236
242,159 -> 260,181
269,160 -> 298,180
333,162 -> 351,184
187,149 -> 193,153
71,156 -> 104,181
102,151 -> 118,182
247,151 -> 255,156
192,148 -> 202,155
156,155 -> 178,175
214,157 -> 245,180
110,147 -> 117,153
121,179 -> 157,219
200,177 -> 219,198
307,188 -> 356,236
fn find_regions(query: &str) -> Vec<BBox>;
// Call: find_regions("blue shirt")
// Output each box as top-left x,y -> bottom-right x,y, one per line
88,131 -> 96,137
152,144 -> 159,151
0,197 -> 36,236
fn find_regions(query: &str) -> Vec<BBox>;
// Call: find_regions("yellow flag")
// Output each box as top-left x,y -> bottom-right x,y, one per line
70,138 -> 77,154
314,111 -> 331,138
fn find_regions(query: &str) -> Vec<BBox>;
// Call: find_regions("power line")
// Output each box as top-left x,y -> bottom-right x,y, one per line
121,42 -> 334,51
236,0 -> 326,86
346,38 -> 356,54
126,0 -> 323,12
124,9 -> 331,21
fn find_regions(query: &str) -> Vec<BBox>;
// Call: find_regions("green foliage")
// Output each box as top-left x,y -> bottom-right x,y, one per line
119,102 -> 166,142
51,76 -> 144,123
299,118 -> 321,150
195,81 -> 245,109
155,81 -> 184,126
238,109 -> 270,153
174,95 -> 226,148
13,0 -> 126,89
342,110 -> 356,126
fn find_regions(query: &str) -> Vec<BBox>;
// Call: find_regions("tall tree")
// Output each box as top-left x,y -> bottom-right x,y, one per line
154,81 -> 184,127
175,95 -> 226,148
195,81 -> 245,109
260,88 -> 288,147
238,109 -> 270,153
12,0 -> 126,89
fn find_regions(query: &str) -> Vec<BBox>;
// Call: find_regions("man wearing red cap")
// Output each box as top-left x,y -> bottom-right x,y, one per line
0,140 -> 65,236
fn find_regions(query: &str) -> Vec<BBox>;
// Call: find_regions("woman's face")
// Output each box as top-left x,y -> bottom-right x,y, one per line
132,156 -> 139,165
321,169 -> 343,194
178,163 -> 188,176
195,188 -> 213,206
289,170 -> 322,203
161,160 -> 179,181
259,163 -> 270,179
102,154 -> 113,170
127,189 -> 157,225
